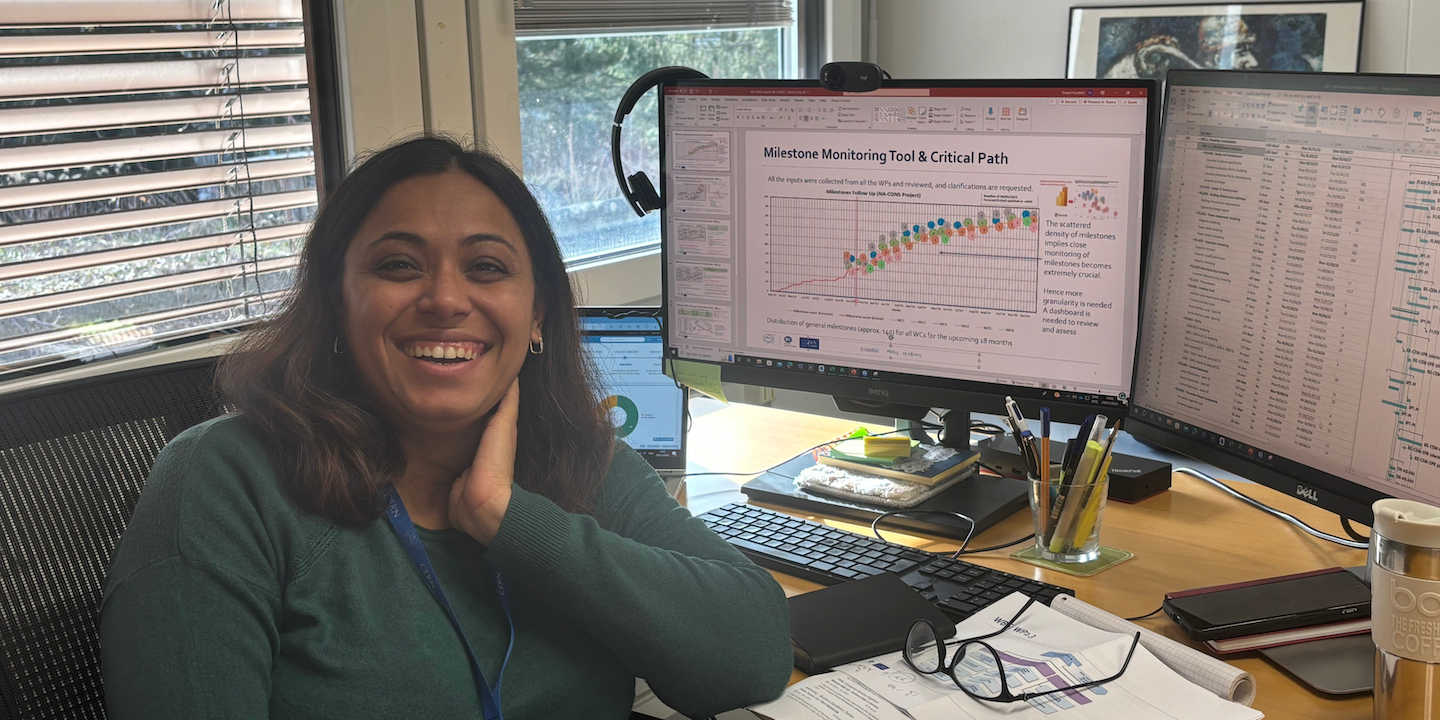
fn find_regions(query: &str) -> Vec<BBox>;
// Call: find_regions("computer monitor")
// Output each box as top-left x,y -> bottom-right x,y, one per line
1130,70 -> 1440,523
579,308 -> 686,475
660,79 -> 1158,435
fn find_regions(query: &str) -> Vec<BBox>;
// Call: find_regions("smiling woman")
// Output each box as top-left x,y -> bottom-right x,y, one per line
96,135 -> 793,719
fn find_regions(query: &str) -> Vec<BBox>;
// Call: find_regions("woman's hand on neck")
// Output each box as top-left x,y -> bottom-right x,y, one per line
392,379 -> 519,543
392,416 -> 485,532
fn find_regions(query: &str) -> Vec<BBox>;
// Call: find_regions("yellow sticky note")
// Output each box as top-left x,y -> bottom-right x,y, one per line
663,359 -> 727,403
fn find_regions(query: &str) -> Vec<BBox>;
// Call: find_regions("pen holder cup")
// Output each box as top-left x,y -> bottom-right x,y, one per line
1028,473 -> 1110,565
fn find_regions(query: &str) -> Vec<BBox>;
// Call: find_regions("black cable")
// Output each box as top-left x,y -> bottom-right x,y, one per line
976,460 -> 1007,478
954,533 -> 1034,555
870,509 -> 976,558
970,421 -> 1007,436
1125,606 -> 1164,622
1176,468 -> 1368,549
1341,517 -> 1371,543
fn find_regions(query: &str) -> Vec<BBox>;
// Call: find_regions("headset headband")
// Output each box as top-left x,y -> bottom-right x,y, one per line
611,66 -> 709,217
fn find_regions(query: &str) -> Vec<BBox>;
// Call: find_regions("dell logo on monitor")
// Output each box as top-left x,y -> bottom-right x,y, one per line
868,388 -> 890,398
1296,485 -> 1318,502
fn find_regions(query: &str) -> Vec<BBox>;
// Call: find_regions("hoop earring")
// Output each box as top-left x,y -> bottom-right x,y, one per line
333,336 -> 345,355
529,337 -> 544,355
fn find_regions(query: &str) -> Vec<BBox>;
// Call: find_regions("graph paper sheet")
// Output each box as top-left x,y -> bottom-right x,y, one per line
1050,594 -> 1257,706
752,593 -> 1263,720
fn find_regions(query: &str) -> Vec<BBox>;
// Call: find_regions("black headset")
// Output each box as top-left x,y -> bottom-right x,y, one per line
611,66 -> 709,217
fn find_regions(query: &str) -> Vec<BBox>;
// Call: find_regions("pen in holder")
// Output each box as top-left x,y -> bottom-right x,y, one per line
1028,471 -> 1110,564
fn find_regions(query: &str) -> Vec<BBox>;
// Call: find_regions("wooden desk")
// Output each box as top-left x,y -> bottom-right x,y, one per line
685,402 -> 1371,720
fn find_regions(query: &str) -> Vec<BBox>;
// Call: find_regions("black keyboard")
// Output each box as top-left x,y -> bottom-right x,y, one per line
699,502 -> 1073,619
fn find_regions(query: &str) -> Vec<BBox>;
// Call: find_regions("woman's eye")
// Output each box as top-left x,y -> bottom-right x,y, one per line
470,260 -> 508,275
377,258 -> 418,272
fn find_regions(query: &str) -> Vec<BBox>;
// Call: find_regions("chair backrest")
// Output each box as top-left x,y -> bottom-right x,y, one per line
0,358 -> 229,720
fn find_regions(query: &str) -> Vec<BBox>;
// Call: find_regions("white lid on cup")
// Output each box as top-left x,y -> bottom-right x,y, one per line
1373,499 -> 1440,549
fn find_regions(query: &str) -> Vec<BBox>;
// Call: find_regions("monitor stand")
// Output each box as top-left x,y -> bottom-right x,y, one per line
739,400 -> 1030,542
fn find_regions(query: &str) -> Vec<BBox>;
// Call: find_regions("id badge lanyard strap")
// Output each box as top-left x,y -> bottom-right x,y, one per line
384,486 -> 515,720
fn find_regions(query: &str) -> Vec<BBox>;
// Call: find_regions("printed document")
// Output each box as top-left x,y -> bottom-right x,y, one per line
751,593 -> 1263,720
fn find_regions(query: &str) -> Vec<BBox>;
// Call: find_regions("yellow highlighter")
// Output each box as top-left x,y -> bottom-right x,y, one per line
1048,439 -> 1103,554
1067,453 -> 1114,550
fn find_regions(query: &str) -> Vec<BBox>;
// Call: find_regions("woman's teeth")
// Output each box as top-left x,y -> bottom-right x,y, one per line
404,344 -> 479,360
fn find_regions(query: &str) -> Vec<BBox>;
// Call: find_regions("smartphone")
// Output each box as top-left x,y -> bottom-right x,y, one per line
1163,567 -> 1369,641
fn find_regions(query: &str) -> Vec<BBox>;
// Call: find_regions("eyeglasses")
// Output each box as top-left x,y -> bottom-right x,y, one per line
902,596 -> 1141,704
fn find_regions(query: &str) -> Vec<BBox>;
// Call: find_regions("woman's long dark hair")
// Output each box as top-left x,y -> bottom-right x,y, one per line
218,135 -> 614,523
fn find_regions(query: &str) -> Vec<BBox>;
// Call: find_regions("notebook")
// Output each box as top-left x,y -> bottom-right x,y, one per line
579,307 -> 687,477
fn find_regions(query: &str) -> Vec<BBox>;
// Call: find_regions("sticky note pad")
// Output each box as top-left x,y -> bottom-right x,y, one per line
662,359 -> 726,403
863,436 -> 912,459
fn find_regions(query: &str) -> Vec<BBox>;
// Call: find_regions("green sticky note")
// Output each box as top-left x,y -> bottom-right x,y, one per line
662,359 -> 727,403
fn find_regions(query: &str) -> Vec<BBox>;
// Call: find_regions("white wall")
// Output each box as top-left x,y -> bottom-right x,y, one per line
876,0 -> 1429,78
336,0 -> 522,166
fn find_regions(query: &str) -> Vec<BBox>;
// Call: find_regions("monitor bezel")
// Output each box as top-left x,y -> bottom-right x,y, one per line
658,77 -> 1160,424
1124,68 -> 1440,523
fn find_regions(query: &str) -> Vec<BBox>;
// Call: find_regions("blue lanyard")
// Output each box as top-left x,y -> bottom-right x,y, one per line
383,486 -> 514,720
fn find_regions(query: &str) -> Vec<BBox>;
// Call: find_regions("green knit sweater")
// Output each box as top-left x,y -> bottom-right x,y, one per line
99,415 -> 792,719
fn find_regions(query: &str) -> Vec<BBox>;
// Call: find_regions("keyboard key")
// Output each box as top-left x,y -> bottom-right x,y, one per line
833,568 -> 860,579
811,561 -> 836,572
726,537 -> 810,566
884,559 -> 921,575
940,598 -> 978,615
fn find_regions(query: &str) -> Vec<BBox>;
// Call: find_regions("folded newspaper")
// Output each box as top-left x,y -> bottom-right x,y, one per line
751,593 -> 1263,720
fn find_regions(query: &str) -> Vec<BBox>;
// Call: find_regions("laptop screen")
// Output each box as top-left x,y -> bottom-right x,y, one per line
580,310 -> 686,472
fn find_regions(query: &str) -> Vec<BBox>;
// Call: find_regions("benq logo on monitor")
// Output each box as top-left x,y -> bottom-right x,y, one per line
1296,485 -> 1318,502
868,388 -> 889,398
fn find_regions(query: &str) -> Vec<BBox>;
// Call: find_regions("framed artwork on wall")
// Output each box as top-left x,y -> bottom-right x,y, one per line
1067,1 -> 1364,80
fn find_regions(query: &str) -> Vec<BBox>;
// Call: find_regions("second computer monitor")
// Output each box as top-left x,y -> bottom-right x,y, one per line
1131,70 -> 1440,521
660,79 -> 1157,422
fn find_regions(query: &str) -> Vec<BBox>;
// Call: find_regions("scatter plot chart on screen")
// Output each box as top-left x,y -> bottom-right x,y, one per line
671,130 -> 731,172
767,196 -> 1041,312
1056,186 -> 1119,219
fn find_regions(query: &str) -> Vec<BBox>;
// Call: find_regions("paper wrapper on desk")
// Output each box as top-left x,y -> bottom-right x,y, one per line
752,593 -> 1264,720
793,463 -> 964,509
816,443 -> 976,486
1050,594 -> 1257,706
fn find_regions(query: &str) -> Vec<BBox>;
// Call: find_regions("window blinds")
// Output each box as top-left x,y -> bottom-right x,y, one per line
0,0 -> 317,379
513,0 -> 794,35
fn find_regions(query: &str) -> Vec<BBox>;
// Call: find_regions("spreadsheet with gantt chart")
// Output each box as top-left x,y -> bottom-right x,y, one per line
1136,77 -> 1440,502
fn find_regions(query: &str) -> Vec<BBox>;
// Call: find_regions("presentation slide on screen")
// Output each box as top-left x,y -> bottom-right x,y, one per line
735,130 -> 1137,392
585,339 -> 683,451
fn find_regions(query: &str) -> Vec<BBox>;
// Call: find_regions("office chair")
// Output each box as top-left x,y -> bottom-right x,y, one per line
0,357 -> 228,720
